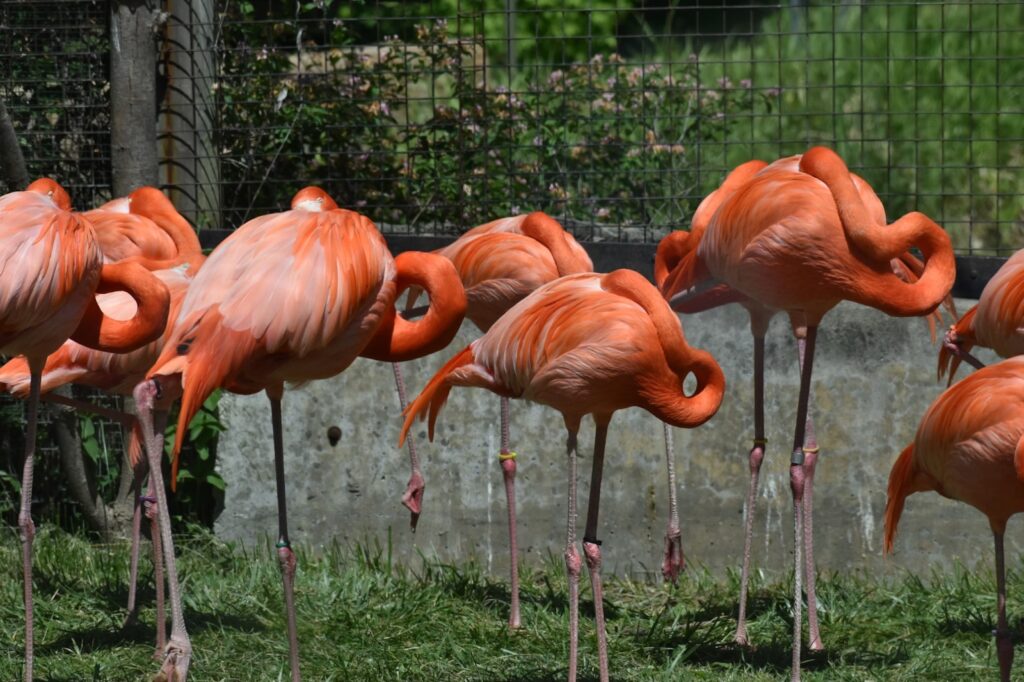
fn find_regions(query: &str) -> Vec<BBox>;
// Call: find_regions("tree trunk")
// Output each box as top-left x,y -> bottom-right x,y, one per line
110,0 -> 165,196
50,387 -> 135,540
0,96 -> 29,190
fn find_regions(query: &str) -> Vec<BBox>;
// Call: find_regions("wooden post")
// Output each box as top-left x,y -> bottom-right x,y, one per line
159,0 -> 220,229
0,97 -> 29,190
110,0 -> 163,196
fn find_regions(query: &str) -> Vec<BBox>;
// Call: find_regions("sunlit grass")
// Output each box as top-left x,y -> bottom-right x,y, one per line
0,526 -> 1017,680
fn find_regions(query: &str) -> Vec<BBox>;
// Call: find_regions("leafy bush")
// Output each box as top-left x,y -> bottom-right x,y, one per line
217,16 -> 773,239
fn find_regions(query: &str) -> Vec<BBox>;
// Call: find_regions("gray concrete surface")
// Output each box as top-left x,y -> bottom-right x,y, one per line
214,298 -> 1015,580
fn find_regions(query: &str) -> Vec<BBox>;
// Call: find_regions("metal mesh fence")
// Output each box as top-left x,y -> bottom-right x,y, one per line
2,0 -> 1023,253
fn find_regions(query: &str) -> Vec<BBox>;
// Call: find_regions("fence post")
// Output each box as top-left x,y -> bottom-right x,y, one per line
160,0 -> 221,230
0,97 -> 28,190
110,0 -> 164,196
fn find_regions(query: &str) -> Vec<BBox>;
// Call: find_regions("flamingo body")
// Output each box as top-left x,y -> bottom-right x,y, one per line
0,188 -> 103,357
886,356 -> 1024,682
939,249 -> 1024,381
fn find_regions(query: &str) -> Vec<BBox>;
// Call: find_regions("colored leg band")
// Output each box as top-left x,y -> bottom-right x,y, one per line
498,451 -> 517,461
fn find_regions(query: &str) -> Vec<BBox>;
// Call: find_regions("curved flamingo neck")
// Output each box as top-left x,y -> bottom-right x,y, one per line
129,188 -> 202,259
70,261 -> 171,352
360,251 -> 467,362
519,212 -> 593,275
601,269 -> 724,427
799,146 -> 955,317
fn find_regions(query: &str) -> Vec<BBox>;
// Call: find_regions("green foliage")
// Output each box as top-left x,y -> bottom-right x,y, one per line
218,16 -> 772,237
699,2 -> 1024,254
163,389 -> 227,522
0,527 -> 1019,680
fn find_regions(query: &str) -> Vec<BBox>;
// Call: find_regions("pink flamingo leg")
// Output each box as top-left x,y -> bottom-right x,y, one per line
268,393 -> 302,681
392,363 -> 424,529
661,422 -> 684,583
143,414 -> 169,659
499,396 -> 521,629
788,326 -> 818,682
583,420 -> 611,682
124,460 -> 146,626
797,338 -> 823,653
18,365 -> 41,682
735,333 -> 766,646
994,530 -> 1014,682
134,381 -> 191,681
564,428 -> 582,682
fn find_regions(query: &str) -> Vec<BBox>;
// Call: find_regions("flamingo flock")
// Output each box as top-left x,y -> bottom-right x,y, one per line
2,145 -> 1022,682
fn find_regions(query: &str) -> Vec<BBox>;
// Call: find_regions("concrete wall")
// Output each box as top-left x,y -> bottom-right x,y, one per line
213,298 -> 1014,580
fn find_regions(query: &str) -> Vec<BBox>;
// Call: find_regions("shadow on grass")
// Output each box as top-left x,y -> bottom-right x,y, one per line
36,608 -> 266,656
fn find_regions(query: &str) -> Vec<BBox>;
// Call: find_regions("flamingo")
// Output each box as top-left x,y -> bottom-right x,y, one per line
1,179 -> 171,682
132,186 -> 466,681
655,156 -> 940,646
885,355 -> 1024,682
400,211 -> 592,629
668,147 -> 955,679
399,269 -> 725,682
0,238 -> 204,656
939,248 -> 1024,382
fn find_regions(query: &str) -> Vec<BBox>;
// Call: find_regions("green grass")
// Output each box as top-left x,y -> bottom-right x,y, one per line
0,527 -> 1018,681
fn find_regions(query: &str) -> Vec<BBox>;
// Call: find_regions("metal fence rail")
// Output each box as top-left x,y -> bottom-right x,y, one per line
1,1 -> 1023,254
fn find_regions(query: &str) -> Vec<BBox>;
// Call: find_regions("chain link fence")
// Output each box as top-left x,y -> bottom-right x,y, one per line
3,1 -> 1023,252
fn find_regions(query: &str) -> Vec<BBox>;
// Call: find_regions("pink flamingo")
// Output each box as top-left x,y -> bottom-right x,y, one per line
1,179 -> 170,681
133,187 -> 466,681
401,269 -> 725,682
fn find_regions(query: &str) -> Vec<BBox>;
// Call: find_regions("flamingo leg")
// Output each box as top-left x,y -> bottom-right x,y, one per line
788,326 -> 818,682
564,428 -> 582,682
661,421 -> 684,583
735,333 -> 766,646
124,459 -> 146,627
18,365 -> 41,682
583,420 -> 611,682
133,380 -> 190,681
798,338 -> 823,653
499,396 -> 521,629
392,363 -> 424,529
269,394 -> 302,682
124,422 -> 167,658
147,412 -> 169,658
994,530 -> 1014,682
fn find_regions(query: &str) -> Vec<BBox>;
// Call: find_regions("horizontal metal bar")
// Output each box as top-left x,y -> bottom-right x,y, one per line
196,230 -> 1000,300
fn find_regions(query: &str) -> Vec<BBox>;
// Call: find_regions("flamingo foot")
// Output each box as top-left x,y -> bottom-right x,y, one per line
152,634 -> 191,682
661,528 -> 685,583
401,471 -> 425,530
734,624 -> 751,648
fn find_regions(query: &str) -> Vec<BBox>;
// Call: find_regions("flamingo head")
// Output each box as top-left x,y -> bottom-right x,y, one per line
26,177 -> 72,210
291,186 -> 339,212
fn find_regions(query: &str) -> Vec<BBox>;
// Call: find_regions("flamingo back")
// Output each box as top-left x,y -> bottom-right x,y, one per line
913,357 -> 1024,524
971,249 -> 1024,358
0,190 -> 103,357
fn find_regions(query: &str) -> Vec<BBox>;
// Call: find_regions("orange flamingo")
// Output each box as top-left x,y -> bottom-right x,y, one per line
400,270 -> 725,682
668,147 -> 954,679
0,187 -> 204,656
401,211 -> 592,629
886,356 -> 1024,682
133,187 -> 466,681
939,248 -> 1024,383
1,179 -> 171,682
656,156 -> 917,647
